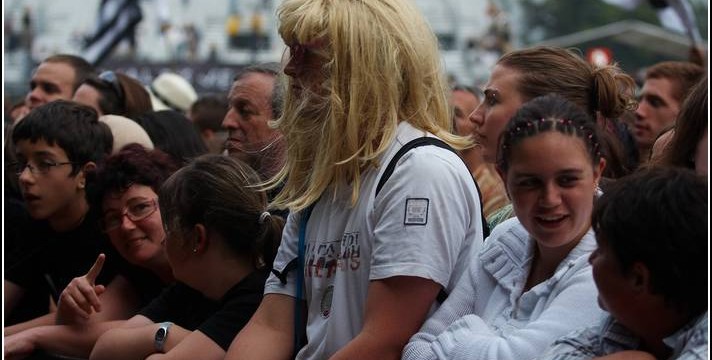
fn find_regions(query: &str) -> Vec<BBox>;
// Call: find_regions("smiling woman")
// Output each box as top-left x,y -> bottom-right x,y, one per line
92,143 -> 181,292
404,94 -> 607,360
90,154 -> 284,360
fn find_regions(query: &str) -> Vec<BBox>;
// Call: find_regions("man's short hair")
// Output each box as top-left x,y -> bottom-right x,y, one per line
644,61 -> 704,102
42,54 -> 96,93
234,63 -> 283,119
592,167 -> 707,315
12,100 -> 113,175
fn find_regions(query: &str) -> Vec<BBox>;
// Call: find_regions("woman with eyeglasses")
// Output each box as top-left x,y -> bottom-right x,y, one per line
73,70 -> 153,120
91,154 -> 284,360
3,144 -> 179,360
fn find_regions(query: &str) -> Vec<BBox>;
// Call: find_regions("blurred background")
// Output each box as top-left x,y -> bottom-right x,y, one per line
3,0 -> 708,106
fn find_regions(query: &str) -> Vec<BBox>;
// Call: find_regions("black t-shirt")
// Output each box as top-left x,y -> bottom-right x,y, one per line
138,269 -> 268,351
5,207 -> 120,303
116,260 -> 168,307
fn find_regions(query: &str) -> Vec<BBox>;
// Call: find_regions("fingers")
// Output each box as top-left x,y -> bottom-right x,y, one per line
94,284 -> 106,296
60,277 -> 102,319
86,253 -> 106,284
58,288 -> 91,320
77,280 -> 103,313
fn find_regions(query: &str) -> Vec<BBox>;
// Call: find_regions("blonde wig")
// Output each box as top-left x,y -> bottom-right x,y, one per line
270,0 -> 468,211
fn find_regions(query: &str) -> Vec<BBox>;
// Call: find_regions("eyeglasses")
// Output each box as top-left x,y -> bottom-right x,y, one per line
98,71 -> 125,102
101,198 -> 159,232
12,160 -> 75,176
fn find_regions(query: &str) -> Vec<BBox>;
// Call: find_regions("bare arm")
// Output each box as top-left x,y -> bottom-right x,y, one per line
4,280 -> 26,316
5,272 -> 139,337
4,320 -> 126,359
329,276 -> 441,360
4,313 -> 56,337
90,315 -> 191,360
144,331 -> 225,360
225,293 -> 298,360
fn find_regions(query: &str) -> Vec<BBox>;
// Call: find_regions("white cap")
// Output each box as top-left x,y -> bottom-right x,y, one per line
99,115 -> 155,154
149,72 -> 198,113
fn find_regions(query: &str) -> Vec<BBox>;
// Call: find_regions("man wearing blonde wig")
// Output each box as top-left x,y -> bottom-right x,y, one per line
227,0 -> 485,359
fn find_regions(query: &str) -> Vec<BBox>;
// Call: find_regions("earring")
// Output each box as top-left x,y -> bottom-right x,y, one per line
192,248 -> 198,253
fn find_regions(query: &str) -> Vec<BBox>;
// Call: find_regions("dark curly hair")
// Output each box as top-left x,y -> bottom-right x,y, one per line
592,167 -> 707,316
92,143 -> 180,209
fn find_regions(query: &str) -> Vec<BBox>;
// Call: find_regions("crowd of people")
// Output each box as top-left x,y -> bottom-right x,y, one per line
3,0 -> 708,359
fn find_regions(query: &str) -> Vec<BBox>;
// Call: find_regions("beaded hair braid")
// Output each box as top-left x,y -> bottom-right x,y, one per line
497,94 -> 603,173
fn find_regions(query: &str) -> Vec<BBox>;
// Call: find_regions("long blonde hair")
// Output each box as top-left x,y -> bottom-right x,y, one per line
270,0 -> 468,211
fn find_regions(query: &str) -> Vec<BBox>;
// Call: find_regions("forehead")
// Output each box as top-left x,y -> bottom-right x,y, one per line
451,90 -> 478,107
15,138 -> 68,159
103,184 -> 157,207
641,78 -> 678,102
230,72 -> 275,99
508,132 -> 591,172
73,84 -> 103,105
33,62 -> 77,86
486,65 -> 521,93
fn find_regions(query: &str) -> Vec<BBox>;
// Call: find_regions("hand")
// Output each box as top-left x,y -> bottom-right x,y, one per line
4,331 -> 37,360
56,254 -> 107,324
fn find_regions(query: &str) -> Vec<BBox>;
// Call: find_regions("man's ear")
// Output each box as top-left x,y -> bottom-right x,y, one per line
628,261 -> 651,295
77,161 -> 96,189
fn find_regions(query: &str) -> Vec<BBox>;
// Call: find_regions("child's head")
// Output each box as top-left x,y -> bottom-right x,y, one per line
590,167 -> 707,328
13,100 -> 113,175
158,155 -> 284,283
497,94 -> 605,248
12,100 -> 112,222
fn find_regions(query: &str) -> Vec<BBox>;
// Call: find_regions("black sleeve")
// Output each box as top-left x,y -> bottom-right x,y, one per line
138,283 -> 207,327
138,283 -> 186,323
196,270 -> 267,351
196,291 -> 263,351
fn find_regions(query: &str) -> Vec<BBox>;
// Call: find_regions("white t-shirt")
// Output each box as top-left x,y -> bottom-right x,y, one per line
266,121 -> 485,359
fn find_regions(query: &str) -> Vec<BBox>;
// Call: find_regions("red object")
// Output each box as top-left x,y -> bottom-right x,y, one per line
586,47 -> 613,66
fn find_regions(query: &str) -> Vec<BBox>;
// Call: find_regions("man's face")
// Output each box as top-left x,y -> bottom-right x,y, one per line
25,62 -> 77,111
222,72 -> 279,163
633,77 -> 681,149
589,236 -> 642,334
15,138 -> 86,223
450,89 -> 480,139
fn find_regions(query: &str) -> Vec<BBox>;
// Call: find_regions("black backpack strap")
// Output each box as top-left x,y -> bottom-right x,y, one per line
376,137 -> 453,196
374,136 -> 491,303
376,136 -> 489,237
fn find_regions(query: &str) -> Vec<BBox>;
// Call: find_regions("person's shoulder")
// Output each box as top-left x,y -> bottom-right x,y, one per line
487,217 -> 525,243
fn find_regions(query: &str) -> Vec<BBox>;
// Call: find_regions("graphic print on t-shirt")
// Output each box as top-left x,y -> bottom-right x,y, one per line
305,231 -> 361,279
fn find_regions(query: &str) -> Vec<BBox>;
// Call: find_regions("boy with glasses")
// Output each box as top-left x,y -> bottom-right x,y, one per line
4,100 -> 135,339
